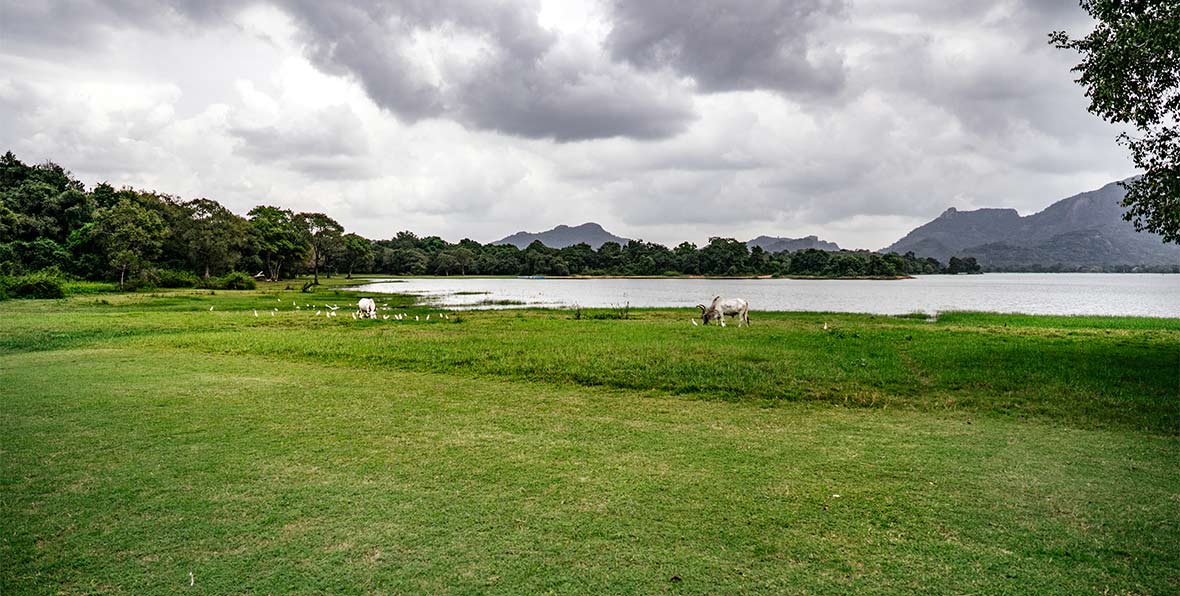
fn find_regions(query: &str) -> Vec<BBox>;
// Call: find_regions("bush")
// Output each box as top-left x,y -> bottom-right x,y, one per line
154,269 -> 200,288
1,271 -> 66,299
61,280 -> 117,295
215,271 -> 256,290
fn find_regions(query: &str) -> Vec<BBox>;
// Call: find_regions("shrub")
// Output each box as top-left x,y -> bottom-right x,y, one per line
2,271 -> 66,299
216,271 -> 256,290
61,280 -> 117,295
154,269 -> 200,288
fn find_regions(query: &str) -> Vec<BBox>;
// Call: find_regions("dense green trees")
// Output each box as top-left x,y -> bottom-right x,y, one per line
182,198 -> 248,279
248,206 -> 305,281
96,198 -> 168,289
0,151 -> 966,287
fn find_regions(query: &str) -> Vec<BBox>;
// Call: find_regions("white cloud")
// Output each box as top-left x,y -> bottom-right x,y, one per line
0,0 -> 1137,251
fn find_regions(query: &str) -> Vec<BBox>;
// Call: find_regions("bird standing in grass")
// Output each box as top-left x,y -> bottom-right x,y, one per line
692,319 -> 698,326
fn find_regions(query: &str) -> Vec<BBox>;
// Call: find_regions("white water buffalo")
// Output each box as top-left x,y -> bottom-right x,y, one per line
698,296 -> 750,327
356,298 -> 377,319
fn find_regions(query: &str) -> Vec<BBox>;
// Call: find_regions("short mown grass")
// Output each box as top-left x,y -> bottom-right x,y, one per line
2,282 -> 1178,594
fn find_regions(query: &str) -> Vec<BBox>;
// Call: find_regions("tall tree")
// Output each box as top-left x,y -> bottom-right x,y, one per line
451,247 -> 475,275
699,237 -> 749,276
181,198 -> 247,279
1051,0 -> 1180,243
96,198 -> 169,289
340,233 -> 374,279
297,212 -> 344,284
248,206 -> 305,281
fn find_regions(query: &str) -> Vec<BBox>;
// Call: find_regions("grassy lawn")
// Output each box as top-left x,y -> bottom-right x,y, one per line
2,282 -> 1178,594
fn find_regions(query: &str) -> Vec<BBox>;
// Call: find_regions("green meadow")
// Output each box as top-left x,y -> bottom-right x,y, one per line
2,281 -> 1178,594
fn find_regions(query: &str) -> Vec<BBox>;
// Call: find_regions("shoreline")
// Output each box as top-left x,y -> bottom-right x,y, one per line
350,274 -> 915,281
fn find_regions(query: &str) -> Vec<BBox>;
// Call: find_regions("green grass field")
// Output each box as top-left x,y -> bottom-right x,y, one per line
2,282 -> 1178,594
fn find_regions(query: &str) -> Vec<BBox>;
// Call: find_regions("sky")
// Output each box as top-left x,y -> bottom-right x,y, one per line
0,0 -> 1136,250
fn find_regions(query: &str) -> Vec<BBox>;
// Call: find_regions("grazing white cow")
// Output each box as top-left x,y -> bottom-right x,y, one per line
356,298 -> 377,319
698,296 -> 750,327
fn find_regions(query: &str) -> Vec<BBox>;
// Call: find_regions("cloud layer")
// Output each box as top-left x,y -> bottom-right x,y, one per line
0,0 -> 1135,249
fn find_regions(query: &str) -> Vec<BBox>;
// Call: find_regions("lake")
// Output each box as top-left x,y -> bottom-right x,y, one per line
349,273 -> 1180,318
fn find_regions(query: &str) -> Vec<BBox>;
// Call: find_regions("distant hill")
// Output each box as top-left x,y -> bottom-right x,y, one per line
747,235 -> 841,253
493,222 -> 631,249
882,180 -> 1180,271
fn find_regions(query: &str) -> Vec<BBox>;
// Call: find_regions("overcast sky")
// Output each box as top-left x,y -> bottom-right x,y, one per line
0,0 -> 1135,250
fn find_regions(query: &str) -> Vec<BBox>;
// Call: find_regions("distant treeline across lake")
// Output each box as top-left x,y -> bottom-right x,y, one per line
3,151 -> 968,292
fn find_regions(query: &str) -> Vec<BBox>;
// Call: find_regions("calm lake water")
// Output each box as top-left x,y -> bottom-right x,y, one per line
350,273 -> 1180,318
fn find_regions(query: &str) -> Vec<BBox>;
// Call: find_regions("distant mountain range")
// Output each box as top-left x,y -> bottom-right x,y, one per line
494,184 -> 1178,272
883,180 -> 1180,271
494,223 -> 846,253
493,222 -> 630,249
747,235 -> 841,253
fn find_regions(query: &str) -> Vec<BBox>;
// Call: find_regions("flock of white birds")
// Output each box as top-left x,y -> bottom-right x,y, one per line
209,297 -> 451,322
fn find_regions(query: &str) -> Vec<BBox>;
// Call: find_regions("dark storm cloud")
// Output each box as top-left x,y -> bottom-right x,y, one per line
0,0 -> 696,141
606,0 -> 848,97
454,51 -> 692,142
278,0 -> 694,141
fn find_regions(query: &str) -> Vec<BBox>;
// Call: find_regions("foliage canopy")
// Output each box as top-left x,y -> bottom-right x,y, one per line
1051,0 -> 1180,243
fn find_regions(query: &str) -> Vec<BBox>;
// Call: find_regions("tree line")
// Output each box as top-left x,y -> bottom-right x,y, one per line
0,152 -> 973,290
